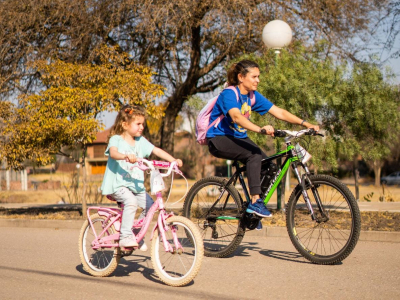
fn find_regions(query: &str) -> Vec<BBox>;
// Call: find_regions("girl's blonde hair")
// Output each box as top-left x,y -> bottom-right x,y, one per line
108,105 -> 146,142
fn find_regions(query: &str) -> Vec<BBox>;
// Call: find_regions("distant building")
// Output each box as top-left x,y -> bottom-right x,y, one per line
85,128 -> 110,175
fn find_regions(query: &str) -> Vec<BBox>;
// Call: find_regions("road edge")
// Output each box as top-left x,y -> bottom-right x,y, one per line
1,218 -> 399,243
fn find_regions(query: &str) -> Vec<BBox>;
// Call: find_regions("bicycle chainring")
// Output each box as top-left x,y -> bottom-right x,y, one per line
243,212 -> 262,230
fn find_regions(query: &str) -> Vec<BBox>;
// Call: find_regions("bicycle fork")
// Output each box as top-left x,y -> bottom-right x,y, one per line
292,164 -> 328,222
151,192 -> 183,254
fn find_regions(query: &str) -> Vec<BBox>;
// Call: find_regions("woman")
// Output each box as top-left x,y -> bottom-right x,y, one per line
206,60 -> 319,217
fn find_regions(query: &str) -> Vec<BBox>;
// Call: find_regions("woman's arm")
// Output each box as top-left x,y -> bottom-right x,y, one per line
268,105 -> 320,131
228,108 -> 274,135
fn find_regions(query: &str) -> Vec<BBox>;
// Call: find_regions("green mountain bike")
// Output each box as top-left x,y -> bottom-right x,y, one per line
183,128 -> 361,264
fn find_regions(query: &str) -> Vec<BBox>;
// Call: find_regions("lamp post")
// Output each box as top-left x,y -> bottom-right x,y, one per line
226,160 -> 232,178
262,20 -> 292,211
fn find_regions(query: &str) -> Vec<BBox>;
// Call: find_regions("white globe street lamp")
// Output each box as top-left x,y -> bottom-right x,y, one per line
261,20 -> 292,210
262,20 -> 292,55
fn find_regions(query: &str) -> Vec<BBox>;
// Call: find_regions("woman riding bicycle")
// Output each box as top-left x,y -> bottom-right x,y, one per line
206,59 -> 319,218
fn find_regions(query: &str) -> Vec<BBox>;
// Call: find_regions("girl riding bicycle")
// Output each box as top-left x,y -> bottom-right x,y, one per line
101,105 -> 183,248
206,59 -> 319,218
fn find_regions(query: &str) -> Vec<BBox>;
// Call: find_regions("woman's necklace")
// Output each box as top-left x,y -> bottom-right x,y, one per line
239,92 -> 249,106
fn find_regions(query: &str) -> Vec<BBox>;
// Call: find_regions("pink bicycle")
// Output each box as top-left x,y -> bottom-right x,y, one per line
78,159 -> 204,287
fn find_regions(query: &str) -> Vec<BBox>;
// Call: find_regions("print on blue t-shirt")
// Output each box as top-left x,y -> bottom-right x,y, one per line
206,87 -> 274,139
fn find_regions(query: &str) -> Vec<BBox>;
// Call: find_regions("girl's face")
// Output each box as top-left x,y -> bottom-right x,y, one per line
238,67 -> 260,92
122,116 -> 145,137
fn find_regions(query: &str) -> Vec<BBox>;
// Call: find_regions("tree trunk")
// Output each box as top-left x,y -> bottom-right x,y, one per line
81,165 -> 87,219
353,158 -> 360,201
373,160 -> 382,187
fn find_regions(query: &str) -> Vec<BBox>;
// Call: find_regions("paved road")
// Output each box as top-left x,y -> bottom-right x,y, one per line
1,227 -> 399,299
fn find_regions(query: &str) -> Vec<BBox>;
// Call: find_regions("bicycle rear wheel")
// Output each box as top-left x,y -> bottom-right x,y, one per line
151,216 -> 204,287
183,177 -> 244,258
286,174 -> 361,265
79,213 -> 120,276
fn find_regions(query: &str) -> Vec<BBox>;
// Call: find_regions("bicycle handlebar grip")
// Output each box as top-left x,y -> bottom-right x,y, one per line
274,130 -> 287,137
260,128 -> 267,135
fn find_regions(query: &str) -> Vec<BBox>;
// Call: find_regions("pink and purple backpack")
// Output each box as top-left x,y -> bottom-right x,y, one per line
195,86 -> 255,145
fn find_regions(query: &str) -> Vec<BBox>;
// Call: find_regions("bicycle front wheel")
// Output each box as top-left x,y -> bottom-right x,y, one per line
151,216 -> 204,287
286,174 -> 361,265
183,176 -> 244,258
78,213 -> 120,277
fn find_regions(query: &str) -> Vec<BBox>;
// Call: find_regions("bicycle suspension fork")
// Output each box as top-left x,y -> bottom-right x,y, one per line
291,162 -> 328,221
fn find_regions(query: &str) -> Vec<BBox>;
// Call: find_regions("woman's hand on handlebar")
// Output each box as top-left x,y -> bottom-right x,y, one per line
305,124 -> 320,132
260,125 -> 275,136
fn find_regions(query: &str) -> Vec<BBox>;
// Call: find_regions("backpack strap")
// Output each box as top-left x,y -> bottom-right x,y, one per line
249,91 -> 256,106
208,86 -> 256,130
227,86 -> 256,106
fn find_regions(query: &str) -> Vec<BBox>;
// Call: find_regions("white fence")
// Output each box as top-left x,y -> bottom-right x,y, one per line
0,169 -> 28,191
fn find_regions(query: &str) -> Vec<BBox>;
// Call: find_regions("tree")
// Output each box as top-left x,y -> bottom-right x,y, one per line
240,42 -> 400,191
0,0 -> 387,153
326,63 -> 400,186
0,46 -> 164,215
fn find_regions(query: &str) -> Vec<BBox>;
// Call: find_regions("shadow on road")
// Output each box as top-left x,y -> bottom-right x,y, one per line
76,253 -> 195,287
229,241 -> 314,264
259,249 -> 310,264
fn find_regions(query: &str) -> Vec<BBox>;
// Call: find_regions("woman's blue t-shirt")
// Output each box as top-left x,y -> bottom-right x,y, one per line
206,87 -> 274,139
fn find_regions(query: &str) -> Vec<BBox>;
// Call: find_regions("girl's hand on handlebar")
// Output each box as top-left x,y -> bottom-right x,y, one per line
125,153 -> 137,163
260,125 -> 275,136
173,159 -> 183,168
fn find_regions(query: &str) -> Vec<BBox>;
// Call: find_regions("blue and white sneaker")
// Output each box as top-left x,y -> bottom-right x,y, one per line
246,199 -> 273,218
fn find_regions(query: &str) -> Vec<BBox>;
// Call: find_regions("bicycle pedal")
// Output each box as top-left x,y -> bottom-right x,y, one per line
120,248 -> 135,257
121,246 -> 135,251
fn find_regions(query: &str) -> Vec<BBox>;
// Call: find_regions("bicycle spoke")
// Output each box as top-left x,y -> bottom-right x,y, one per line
183,177 -> 244,257
287,175 -> 360,264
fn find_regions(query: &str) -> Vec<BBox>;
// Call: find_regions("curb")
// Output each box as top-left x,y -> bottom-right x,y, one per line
1,218 -> 400,243
245,226 -> 400,243
0,219 -> 83,230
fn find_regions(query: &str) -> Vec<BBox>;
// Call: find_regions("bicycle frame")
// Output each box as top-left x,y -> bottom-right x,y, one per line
214,141 -> 326,221
87,183 -> 182,253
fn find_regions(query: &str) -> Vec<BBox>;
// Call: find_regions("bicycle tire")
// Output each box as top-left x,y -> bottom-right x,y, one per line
78,213 -> 121,276
151,216 -> 204,287
183,176 -> 244,258
286,174 -> 361,265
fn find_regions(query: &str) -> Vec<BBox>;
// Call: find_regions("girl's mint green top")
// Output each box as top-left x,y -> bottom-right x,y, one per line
101,135 -> 155,195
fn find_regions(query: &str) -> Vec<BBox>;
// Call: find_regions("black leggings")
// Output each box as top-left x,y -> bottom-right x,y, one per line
208,136 -> 267,196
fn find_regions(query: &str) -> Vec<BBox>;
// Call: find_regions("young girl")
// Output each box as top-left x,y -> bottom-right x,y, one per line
101,105 -> 183,248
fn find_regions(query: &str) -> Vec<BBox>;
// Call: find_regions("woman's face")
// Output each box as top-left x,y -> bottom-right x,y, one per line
238,67 -> 260,92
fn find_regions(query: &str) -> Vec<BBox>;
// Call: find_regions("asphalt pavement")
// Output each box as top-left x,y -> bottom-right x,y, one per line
0,226 -> 399,299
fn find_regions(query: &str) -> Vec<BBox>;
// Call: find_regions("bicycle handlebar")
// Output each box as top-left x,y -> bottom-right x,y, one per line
260,128 -> 324,138
135,159 -> 179,177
